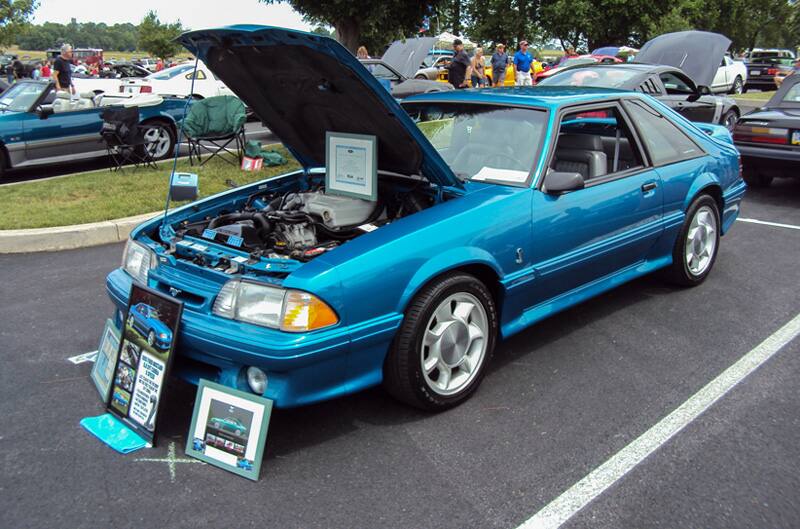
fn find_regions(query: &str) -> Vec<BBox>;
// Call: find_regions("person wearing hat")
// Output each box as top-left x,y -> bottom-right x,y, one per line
513,41 -> 534,86
491,43 -> 509,87
446,38 -> 472,89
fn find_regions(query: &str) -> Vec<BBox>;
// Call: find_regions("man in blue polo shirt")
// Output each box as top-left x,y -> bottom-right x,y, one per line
513,40 -> 534,86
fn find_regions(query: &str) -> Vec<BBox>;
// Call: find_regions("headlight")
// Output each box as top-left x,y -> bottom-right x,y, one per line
122,239 -> 156,284
212,280 -> 338,332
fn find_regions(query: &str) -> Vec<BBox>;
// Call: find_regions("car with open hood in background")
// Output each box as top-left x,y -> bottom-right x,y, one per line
359,37 -> 453,98
733,73 -> 800,187
537,31 -> 741,130
106,25 -> 745,411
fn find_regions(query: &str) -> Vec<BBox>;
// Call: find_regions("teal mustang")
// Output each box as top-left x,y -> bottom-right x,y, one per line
210,417 -> 248,436
0,80 -> 186,178
106,25 -> 746,411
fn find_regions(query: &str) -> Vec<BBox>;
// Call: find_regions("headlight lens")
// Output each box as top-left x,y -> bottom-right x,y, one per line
122,239 -> 156,284
212,280 -> 338,332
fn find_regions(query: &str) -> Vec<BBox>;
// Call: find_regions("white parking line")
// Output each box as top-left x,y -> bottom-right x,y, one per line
737,217 -> 800,231
517,311 -> 800,529
67,351 -> 98,364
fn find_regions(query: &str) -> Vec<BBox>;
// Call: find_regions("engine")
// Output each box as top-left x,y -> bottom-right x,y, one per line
177,187 -> 429,262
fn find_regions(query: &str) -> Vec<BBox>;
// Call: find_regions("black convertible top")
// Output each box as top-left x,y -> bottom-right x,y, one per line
766,74 -> 800,108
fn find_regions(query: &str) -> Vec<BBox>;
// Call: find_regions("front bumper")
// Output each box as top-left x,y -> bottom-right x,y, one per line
106,268 -> 402,407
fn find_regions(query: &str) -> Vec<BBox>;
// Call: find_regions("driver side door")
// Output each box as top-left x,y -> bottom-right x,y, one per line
656,71 -> 716,124
22,87 -> 106,164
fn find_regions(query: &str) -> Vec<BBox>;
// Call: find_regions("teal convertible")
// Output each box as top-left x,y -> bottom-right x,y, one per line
107,26 -> 746,411
0,80 -> 186,178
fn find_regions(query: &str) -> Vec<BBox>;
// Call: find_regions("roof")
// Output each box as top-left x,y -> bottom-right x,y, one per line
402,85 -> 634,109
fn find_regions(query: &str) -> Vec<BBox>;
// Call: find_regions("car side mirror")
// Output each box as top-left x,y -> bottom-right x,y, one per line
697,85 -> 712,96
37,104 -> 54,119
545,171 -> 584,193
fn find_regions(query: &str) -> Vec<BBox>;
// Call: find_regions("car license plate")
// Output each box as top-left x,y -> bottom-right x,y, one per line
792,131 -> 800,145
123,86 -> 140,94
750,69 -> 760,76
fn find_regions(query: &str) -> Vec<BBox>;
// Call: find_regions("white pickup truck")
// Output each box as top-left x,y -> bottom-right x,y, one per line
711,55 -> 747,94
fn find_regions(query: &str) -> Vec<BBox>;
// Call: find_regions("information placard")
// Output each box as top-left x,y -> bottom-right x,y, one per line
90,318 -> 121,402
185,379 -> 273,481
325,132 -> 377,201
106,284 -> 182,445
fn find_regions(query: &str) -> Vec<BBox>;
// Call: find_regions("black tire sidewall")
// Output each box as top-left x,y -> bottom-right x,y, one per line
671,195 -> 721,286
388,273 -> 498,410
140,122 -> 175,161
722,110 -> 738,131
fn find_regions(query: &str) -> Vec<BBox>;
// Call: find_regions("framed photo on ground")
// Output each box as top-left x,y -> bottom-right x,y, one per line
106,284 -> 183,445
185,379 -> 273,481
90,318 -> 121,402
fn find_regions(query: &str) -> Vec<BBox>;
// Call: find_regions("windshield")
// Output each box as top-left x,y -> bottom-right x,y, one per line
148,63 -> 194,80
538,66 -> 639,88
0,82 -> 47,112
403,102 -> 547,185
561,57 -> 597,69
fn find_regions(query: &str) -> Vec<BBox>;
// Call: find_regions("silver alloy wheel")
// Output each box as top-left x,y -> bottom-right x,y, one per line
685,205 -> 717,276
144,126 -> 171,159
421,292 -> 489,396
723,112 -> 738,131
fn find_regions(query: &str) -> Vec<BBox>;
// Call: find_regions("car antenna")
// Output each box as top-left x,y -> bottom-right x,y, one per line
160,56 -> 200,230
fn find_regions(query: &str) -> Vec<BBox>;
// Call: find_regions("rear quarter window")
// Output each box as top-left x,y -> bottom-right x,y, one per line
624,100 -> 705,166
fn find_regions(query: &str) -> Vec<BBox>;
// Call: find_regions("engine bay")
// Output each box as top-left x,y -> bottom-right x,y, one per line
170,180 -> 436,263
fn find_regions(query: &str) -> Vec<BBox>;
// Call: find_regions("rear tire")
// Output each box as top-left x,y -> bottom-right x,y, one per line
383,272 -> 498,411
141,121 -> 176,160
415,74 -> 427,80
729,76 -> 743,95
721,109 -> 738,131
662,195 -> 720,287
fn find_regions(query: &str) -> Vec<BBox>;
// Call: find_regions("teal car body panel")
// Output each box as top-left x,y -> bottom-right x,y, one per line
105,26 -> 745,408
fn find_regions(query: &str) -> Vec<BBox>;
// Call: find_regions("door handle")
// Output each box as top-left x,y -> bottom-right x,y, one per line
641,182 -> 657,192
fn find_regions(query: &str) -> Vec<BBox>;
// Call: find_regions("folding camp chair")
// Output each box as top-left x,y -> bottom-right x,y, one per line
182,95 -> 247,166
100,106 -> 157,172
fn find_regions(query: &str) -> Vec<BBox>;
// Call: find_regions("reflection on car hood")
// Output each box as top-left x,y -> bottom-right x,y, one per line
176,26 -> 461,189
636,31 -> 730,88
381,37 -> 437,79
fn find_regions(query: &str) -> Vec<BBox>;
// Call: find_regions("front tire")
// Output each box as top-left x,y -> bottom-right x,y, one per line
383,273 -> 498,411
147,330 -> 156,347
662,195 -> 720,287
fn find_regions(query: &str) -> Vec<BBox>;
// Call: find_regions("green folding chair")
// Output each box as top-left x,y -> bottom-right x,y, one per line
182,95 -> 247,166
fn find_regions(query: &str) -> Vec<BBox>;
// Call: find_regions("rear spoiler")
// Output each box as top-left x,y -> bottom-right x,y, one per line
694,122 -> 734,144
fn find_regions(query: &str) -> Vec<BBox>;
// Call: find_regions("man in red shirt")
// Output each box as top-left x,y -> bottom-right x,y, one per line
40,61 -> 51,79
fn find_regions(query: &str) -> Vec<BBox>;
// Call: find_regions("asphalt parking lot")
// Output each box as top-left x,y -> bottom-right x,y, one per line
1,178 -> 799,529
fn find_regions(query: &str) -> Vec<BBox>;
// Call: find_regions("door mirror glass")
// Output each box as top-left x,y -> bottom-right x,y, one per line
545,171 -> 584,193
697,85 -> 712,96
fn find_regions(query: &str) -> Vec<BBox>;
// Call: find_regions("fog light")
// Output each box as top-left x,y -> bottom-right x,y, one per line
246,366 -> 267,395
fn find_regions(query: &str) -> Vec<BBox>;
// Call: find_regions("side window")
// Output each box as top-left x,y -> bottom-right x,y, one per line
624,100 -> 704,166
550,105 -> 644,182
660,72 -> 694,94
185,70 -> 207,80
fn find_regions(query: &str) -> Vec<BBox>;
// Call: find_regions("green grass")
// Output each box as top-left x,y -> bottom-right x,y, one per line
734,91 -> 775,102
0,146 -> 299,230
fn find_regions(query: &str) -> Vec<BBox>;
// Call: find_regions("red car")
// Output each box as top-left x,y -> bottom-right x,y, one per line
536,54 -> 622,83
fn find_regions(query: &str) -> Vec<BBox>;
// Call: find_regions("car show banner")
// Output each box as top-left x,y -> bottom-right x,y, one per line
185,379 -> 273,481
106,284 -> 183,445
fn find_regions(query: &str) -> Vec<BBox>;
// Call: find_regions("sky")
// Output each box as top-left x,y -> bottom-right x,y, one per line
32,0 -> 314,31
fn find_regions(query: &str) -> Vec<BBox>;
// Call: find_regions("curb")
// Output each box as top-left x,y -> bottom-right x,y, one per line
0,211 -> 161,254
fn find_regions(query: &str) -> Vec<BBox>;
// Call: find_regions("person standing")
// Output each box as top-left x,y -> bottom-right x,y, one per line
513,40 -> 533,86
52,43 -> 76,94
470,47 -> 487,88
490,43 -> 508,87
11,58 -> 24,81
40,60 -> 51,79
356,46 -> 370,59
446,38 -> 472,89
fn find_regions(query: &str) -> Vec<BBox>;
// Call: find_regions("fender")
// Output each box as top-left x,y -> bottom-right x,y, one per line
683,171 -> 722,211
396,246 -> 504,314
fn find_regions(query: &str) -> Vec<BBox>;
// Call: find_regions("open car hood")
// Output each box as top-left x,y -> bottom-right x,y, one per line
381,37 -> 437,79
636,31 -> 730,88
177,26 -> 461,189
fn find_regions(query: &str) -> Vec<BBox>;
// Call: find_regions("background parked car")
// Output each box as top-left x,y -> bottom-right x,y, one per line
360,38 -> 453,98
733,73 -> 800,187
120,61 -> 232,99
744,49 -> 796,91
711,54 -> 747,94
72,62 -> 152,95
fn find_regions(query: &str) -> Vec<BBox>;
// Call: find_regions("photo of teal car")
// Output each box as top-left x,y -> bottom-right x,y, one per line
106,25 -> 746,412
0,79 -> 186,178
209,417 -> 248,437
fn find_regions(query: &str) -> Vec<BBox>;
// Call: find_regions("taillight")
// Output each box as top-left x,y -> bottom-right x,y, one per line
767,68 -> 778,75
733,123 -> 789,144
140,85 -> 152,93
